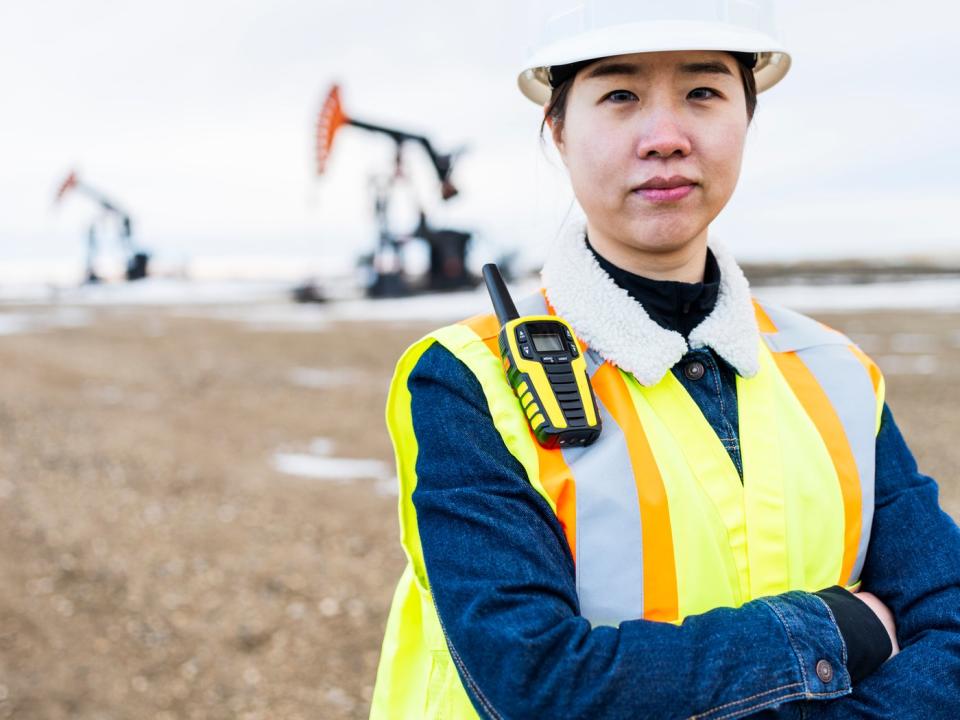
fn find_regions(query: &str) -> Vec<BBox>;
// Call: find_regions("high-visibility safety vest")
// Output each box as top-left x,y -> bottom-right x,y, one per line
370,290 -> 885,720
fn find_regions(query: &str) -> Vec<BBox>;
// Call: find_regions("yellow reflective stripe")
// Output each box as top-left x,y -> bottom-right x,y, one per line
740,343 -> 843,595
626,373 -> 741,618
736,344 -> 790,599
385,335 -> 439,587
378,336 -> 482,719
572,350 -> 597,427
875,374 -> 885,435
767,344 -> 861,587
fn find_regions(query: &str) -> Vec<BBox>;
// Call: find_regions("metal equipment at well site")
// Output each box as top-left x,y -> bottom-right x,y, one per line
314,84 -> 477,298
55,171 -> 151,283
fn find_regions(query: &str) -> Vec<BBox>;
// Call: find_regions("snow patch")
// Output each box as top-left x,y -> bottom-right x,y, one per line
271,437 -> 396,496
889,333 -> 940,354
289,368 -> 364,389
874,354 -> 939,375
1,279 -> 291,307
0,307 -> 92,335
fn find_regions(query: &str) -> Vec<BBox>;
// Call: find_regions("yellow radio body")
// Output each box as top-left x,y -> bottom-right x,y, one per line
497,314 -> 601,449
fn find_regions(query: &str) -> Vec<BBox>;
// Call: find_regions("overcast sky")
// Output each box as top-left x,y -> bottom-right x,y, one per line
1,0 -> 958,279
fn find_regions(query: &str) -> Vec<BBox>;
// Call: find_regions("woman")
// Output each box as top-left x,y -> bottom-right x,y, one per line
371,3 -> 960,718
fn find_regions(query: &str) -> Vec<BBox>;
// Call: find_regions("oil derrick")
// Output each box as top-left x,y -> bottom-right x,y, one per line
314,84 -> 477,298
55,171 -> 150,283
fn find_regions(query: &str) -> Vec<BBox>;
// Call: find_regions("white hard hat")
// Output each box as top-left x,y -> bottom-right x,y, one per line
518,0 -> 791,106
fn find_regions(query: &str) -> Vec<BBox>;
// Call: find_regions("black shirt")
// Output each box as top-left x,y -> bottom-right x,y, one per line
586,235 -> 720,339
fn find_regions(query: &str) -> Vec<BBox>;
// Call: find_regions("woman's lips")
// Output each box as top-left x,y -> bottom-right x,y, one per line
633,184 -> 696,202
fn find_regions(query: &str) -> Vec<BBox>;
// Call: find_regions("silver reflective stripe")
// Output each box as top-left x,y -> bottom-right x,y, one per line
516,292 -> 549,316
759,302 -> 876,583
585,348 -> 604,372
762,304 -> 851,352
561,352 -> 646,625
797,344 -> 876,582
516,292 -> 647,624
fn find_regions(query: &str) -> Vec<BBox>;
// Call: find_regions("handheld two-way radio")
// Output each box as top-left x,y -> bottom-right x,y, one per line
482,264 -> 601,449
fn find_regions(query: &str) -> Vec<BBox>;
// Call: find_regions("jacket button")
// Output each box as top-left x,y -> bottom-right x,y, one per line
683,360 -> 706,381
816,659 -> 834,683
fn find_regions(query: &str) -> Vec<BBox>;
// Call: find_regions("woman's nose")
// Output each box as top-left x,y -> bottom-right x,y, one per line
634,111 -> 692,159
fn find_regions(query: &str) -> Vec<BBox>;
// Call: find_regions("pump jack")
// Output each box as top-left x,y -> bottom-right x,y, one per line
314,84 -> 477,297
55,171 -> 150,283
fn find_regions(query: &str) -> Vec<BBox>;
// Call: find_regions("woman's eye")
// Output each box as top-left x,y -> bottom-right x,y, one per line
604,90 -> 637,103
689,87 -> 719,100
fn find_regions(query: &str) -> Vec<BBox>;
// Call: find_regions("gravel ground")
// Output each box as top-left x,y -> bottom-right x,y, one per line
0,303 -> 957,719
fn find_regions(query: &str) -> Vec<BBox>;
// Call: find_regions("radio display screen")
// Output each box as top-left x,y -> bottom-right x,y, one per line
531,333 -> 564,352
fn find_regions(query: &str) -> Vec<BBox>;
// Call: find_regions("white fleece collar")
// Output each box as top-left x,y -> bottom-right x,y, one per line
540,223 -> 760,387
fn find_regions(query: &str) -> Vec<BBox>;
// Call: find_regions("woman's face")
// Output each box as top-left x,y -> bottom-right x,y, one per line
550,50 -> 749,266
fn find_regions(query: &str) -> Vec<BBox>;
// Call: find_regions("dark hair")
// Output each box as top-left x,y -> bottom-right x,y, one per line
539,52 -> 758,142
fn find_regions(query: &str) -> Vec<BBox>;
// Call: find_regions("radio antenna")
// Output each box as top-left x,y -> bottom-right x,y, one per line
482,263 -> 519,324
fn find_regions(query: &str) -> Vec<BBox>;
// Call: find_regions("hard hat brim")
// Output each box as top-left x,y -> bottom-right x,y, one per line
518,20 -> 791,105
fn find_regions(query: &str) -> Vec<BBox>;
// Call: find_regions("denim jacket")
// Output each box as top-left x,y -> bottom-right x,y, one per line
407,338 -> 960,719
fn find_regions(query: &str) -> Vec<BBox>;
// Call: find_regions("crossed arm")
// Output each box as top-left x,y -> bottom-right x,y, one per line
408,344 -> 960,719
797,404 -> 960,719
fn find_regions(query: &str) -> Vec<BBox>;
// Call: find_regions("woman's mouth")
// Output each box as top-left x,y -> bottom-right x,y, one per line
632,184 -> 696,202
632,175 -> 698,203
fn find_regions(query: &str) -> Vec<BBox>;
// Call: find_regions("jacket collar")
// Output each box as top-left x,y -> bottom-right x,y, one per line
540,223 -> 760,387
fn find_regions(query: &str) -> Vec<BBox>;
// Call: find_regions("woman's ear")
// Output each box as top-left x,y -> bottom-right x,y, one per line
544,104 -> 564,153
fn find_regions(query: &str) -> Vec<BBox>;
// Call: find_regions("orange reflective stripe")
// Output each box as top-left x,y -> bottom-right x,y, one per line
592,363 -> 678,622
848,344 -> 882,394
535,446 -> 578,564
461,312 -> 500,355
541,288 -> 556,316
847,343 -> 885,436
753,300 -> 777,333
767,350 -> 862,586
460,311 -> 498,338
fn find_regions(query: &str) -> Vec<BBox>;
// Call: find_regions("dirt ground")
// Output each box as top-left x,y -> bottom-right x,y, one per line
0,303 -> 958,720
